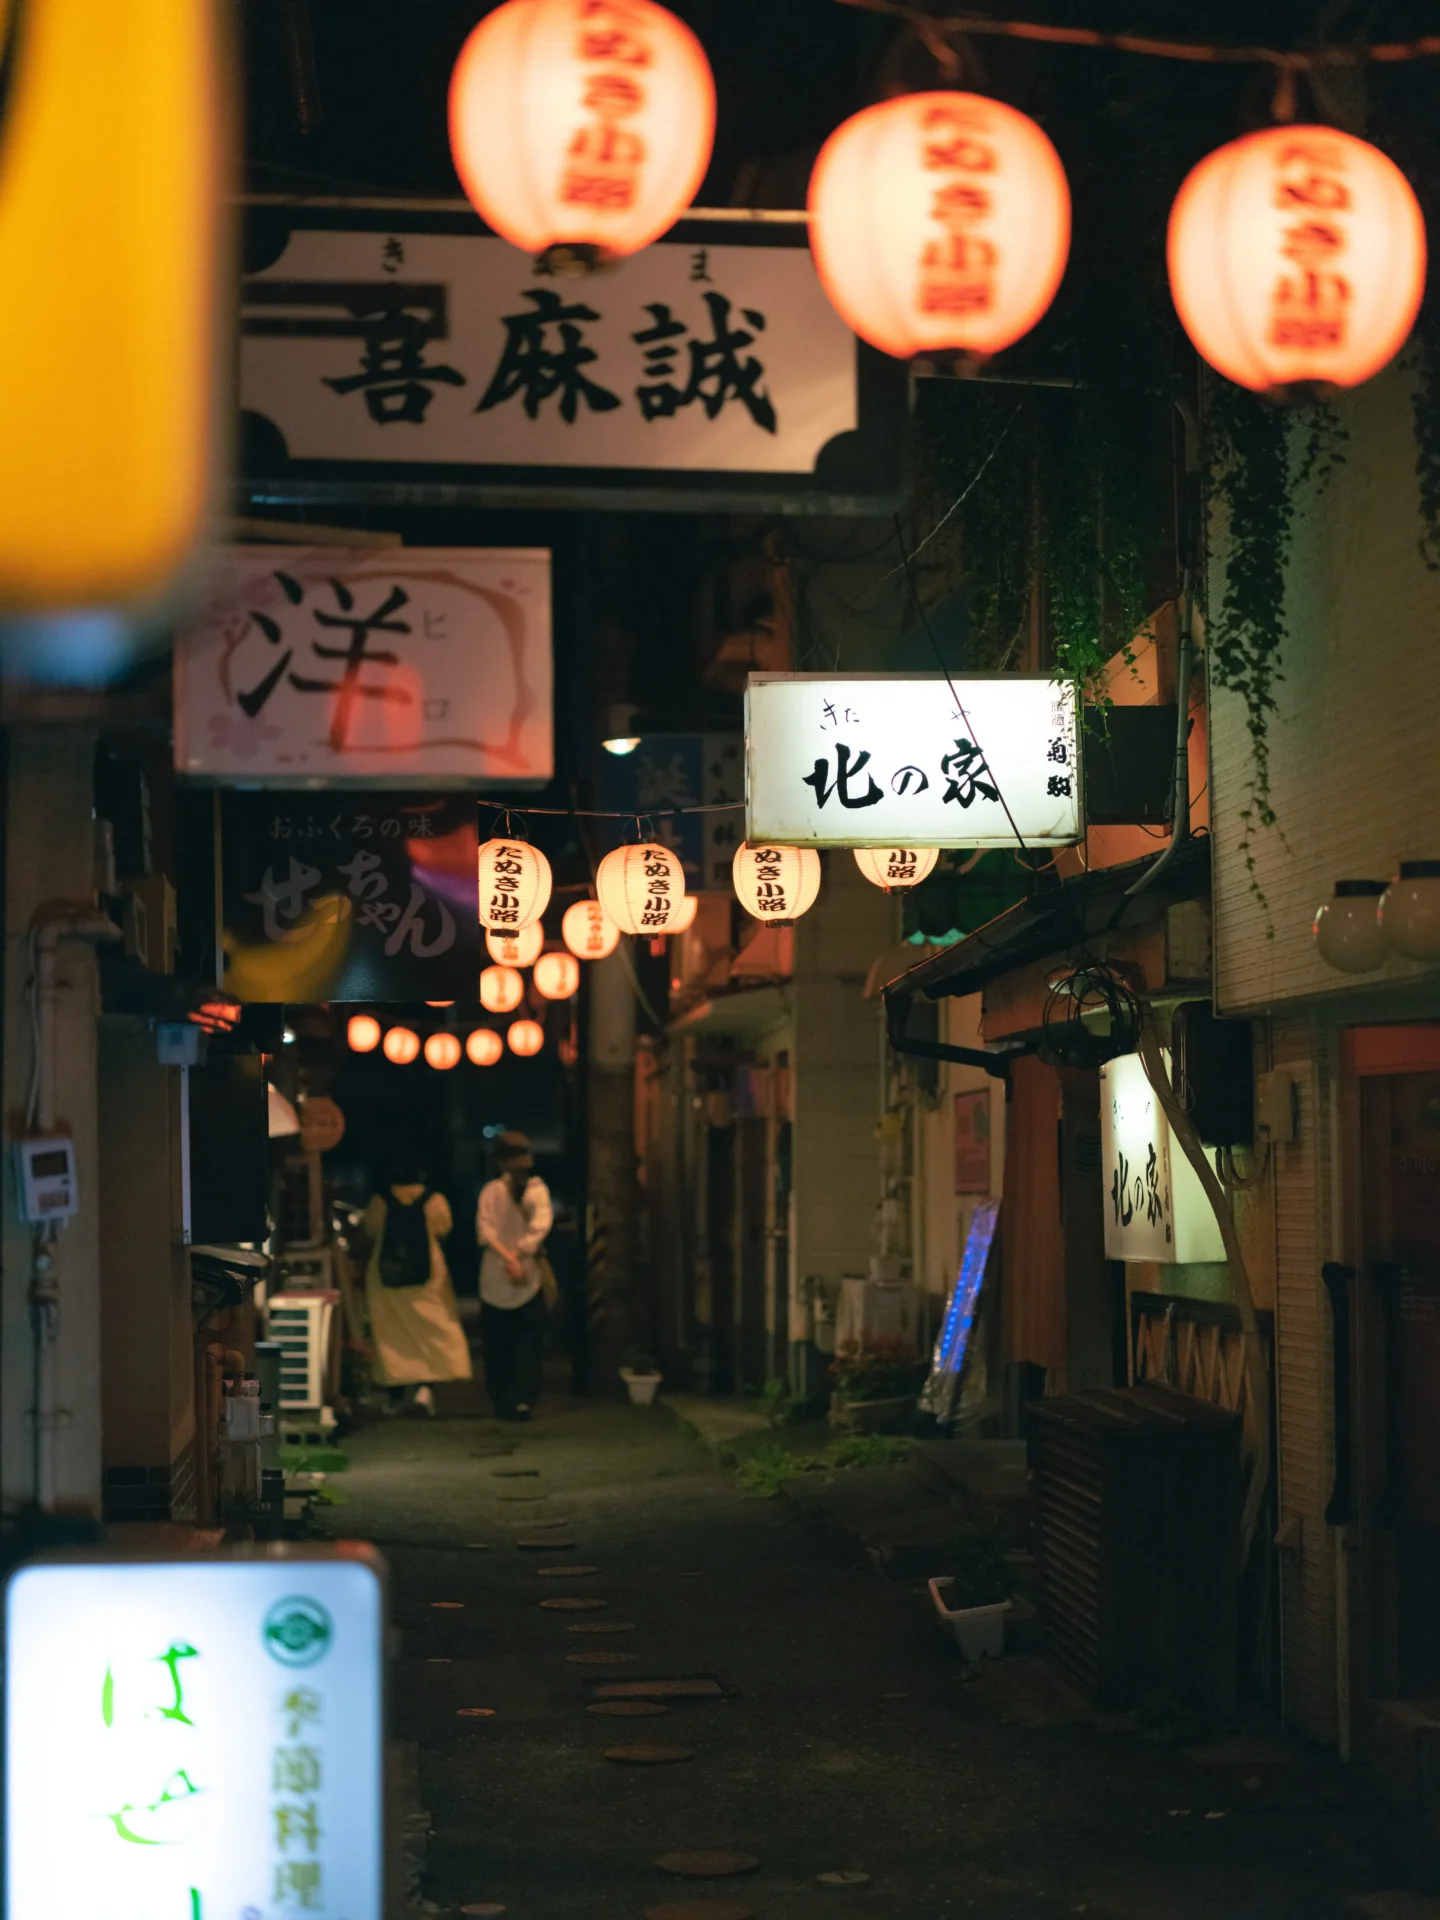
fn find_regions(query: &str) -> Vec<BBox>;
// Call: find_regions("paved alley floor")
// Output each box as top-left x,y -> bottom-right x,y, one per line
323,1393 -> 1391,1920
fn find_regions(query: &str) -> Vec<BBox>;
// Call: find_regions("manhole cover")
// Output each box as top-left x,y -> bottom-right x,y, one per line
537,1565 -> 599,1577
655,1852 -> 759,1879
645,1902 -> 752,1920
587,1700 -> 668,1718
568,1621 -> 636,1634
603,1745 -> 695,1766
516,1538 -> 577,1551
540,1597 -> 607,1611
591,1678 -> 724,1701
566,1651 -> 637,1665
818,1871 -> 871,1887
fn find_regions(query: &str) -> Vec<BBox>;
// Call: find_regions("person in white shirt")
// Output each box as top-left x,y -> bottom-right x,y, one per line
476,1131 -> 553,1421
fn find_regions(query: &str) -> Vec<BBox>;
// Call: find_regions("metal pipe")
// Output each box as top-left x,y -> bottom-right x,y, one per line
883,983 -> 1021,1080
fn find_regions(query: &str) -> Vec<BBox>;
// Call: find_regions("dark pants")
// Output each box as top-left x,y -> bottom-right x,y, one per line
481,1295 -> 547,1416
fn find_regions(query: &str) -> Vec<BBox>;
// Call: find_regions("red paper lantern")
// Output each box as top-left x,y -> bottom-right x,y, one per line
424,1032 -> 463,1071
466,1028 -> 504,1067
1167,126 -> 1426,398
449,0 -> 716,263
508,1018 -> 546,1057
382,1026 -> 421,1065
808,92 -> 1070,362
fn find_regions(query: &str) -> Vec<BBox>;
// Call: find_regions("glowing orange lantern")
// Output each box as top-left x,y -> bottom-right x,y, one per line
562,898 -> 621,961
382,1026 -> 421,1065
486,923 -> 544,969
596,843 -> 687,936
1167,126 -> 1426,398
732,843 -> 821,922
477,837 -> 552,934
808,92 -> 1070,363
480,965 -> 526,1015
347,1013 -> 382,1053
534,950 -> 581,1000
424,1031 -> 463,1071
854,847 -> 940,893
466,1028 -> 504,1067
508,1018 -> 546,1058
448,0 -> 716,264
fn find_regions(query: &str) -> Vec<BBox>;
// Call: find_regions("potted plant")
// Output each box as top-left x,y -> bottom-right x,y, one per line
928,1518 -> 1013,1662
827,1337 -> 926,1432
619,1349 -> 662,1407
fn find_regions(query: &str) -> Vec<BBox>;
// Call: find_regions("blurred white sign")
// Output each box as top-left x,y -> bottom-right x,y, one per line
6,1552 -> 384,1920
744,673 -> 1080,848
1100,1051 -> 1225,1264
175,546 -> 552,786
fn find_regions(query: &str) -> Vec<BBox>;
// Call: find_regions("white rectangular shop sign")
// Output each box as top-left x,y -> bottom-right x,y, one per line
175,546 -> 552,786
744,673 -> 1080,849
1100,1051 -> 1226,1265
6,1550 -> 384,1920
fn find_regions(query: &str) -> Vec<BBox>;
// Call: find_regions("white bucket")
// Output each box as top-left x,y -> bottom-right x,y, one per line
928,1577 -> 1011,1662
620,1369 -> 662,1407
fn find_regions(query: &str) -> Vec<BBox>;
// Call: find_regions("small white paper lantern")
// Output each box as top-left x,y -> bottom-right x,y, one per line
853,847 -> 940,892
486,923 -> 544,968
732,842 -> 821,922
595,842 -> 687,935
508,1018 -> 545,1058
1380,862 -> 1440,962
466,1028 -> 504,1067
1313,879 -> 1387,973
480,964 -> 526,1014
477,837 -> 552,933
562,898 -> 621,961
533,950 -> 581,1000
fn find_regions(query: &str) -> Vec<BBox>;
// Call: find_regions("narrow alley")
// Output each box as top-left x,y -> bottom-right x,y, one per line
330,1389 -> 1381,1920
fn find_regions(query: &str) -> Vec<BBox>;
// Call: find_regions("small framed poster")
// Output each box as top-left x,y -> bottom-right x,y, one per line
954,1087 -> 992,1194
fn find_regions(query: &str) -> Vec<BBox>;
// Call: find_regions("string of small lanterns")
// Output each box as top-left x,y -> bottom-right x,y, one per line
447,0 -> 1432,398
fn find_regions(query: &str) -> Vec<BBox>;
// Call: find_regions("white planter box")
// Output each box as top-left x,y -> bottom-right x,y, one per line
620,1368 -> 662,1407
928,1577 -> 1012,1662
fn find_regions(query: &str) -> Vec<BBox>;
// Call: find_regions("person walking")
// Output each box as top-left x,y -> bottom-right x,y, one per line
477,1131 -> 553,1421
360,1148 -> 472,1415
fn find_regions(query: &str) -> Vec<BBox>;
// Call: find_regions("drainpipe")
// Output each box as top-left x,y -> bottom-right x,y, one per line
28,906 -> 119,1508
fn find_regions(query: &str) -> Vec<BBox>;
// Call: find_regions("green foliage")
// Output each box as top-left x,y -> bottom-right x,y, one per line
827,1433 -> 913,1470
761,1375 -> 790,1426
280,1447 -> 349,1474
733,1440 -> 822,1498
828,1337 -> 926,1403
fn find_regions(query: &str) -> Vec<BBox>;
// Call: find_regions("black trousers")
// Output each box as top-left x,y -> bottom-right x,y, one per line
481,1294 -> 547,1416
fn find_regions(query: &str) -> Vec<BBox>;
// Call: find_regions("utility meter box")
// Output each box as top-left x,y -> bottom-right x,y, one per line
14,1136 -> 79,1223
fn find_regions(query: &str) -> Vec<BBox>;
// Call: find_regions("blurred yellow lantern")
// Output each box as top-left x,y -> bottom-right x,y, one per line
449,0 -> 716,264
466,1028 -> 504,1067
533,951 -> 581,1000
382,1026 -> 421,1065
347,1013 -> 382,1053
0,0 -> 221,609
508,1018 -> 546,1058
480,965 -> 526,1014
477,837 -> 552,933
562,898 -> 621,961
486,923 -> 544,968
424,1032 -> 463,1071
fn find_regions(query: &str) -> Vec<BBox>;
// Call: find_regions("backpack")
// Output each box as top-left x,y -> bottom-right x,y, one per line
377,1192 -> 431,1289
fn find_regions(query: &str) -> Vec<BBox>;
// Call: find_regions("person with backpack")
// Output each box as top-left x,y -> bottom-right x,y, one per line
360,1147 -> 471,1414
476,1131 -> 553,1421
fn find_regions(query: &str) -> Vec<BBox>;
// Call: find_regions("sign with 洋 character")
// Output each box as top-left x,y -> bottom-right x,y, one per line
237,208 -> 904,514
5,1548 -> 384,1920
222,793 -> 480,1003
1100,1051 -> 1226,1265
745,673 -> 1081,849
175,546 -> 551,787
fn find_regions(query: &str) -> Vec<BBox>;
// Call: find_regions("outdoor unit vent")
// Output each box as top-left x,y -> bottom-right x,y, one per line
1028,1382 -> 1241,1716
265,1294 -> 337,1411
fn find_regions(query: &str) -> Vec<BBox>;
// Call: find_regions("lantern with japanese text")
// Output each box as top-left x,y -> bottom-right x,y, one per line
533,950 -> 581,1000
448,0 -> 716,265
508,1018 -> 546,1057
596,843 -> 687,936
853,847 -> 940,892
480,965 -> 526,1014
808,92 -> 1070,363
467,1028 -> 505,1067
424,1032 -> 463,1071
382,1026 -> 421,1065
562,898 -> 621,960
732,843 -> 821,922
347,1014 -> 382,1053
1167,126 -> 1426,398
477,837 -> 552,933
486,923 -> 545,969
